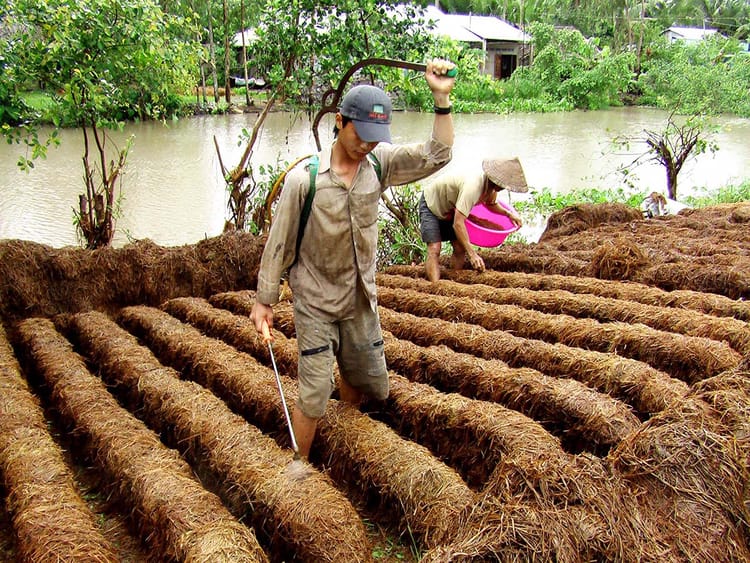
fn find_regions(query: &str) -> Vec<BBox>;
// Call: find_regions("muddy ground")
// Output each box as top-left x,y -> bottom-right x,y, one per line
1,202 -> 749,562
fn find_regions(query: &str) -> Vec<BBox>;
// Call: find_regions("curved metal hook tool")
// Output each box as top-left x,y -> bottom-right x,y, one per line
311,58 -> 455,151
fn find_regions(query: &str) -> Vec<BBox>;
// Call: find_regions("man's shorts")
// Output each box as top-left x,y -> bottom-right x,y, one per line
293,290 -> 388,418
419,193 -> 456,243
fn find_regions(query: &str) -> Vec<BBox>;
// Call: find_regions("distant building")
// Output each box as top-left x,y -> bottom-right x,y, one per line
422,5 -> 531,79
663,26 -> 718,44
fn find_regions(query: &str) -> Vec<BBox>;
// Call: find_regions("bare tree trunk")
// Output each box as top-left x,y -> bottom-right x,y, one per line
240,0 -> 250,106
223,0 -> 231,105
207,1 -> 220,105
635,0 -> 645,75
240,0 -> 252,106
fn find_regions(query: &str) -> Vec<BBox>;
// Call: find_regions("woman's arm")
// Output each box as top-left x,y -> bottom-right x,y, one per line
484,201 -> 523,228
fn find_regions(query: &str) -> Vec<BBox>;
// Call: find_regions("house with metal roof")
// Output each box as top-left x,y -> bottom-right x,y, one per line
422,5 -> 531,79
663,26 -> 718,44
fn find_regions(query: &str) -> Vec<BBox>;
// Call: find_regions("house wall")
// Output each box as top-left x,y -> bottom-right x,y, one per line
483,41 -> 528,79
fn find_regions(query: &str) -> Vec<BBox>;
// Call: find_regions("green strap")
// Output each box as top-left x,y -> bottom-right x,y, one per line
367,152 -> 382,182
296,154 -> 319,258
295,152 -> 381,260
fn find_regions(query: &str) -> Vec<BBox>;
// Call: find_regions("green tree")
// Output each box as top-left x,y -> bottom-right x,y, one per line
4,0 -> 200,248
510,22 -> 635,109
216,0 -> 436,232
663,0 -> 750,38
637,34 -> 750,117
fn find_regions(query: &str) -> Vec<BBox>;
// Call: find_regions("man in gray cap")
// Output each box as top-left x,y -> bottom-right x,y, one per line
251,59 -> 456,460
419,156 -> 527,282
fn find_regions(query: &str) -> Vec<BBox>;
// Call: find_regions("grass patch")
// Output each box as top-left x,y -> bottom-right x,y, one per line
365,520 -> 419,562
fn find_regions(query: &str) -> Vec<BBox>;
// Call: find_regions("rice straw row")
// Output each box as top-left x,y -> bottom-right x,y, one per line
63,310 -> 371,563
194,291 -> 639,453
377,306 -> 688,416
15,317 -> 266,562
0,323 -> 119,563
118,305 -> 476,548
383,265 -> 750,321
378,272 -> 750,356
376,285 -> 741,383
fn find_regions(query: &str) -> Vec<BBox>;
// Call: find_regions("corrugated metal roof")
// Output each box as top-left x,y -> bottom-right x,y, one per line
664,26 -> 718,41
423,6 -> 483,43
424,5 -> 530,43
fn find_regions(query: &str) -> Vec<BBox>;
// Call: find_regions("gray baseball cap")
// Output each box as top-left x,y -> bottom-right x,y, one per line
340,84 -> 392,143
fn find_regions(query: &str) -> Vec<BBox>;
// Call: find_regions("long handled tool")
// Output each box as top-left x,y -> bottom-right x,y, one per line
311,58 -> 457,151
262,320 -> 301,462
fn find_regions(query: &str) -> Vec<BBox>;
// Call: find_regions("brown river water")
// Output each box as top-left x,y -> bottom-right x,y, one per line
1,107 -> 749,247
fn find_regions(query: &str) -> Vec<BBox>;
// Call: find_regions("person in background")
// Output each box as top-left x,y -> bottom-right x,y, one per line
641,191 -> 668,218
250,59 -> 456,460
419,156 -> 528,282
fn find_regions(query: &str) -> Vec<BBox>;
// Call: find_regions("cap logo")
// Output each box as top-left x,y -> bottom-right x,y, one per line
369,104 -> 387,121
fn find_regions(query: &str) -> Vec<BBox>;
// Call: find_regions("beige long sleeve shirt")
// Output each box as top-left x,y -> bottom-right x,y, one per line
256,136 -> 452,321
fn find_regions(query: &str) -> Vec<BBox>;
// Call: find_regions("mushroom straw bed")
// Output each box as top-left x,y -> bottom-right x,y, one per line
15,317 -> 267,562
118,305 -> 476,548
2,202 -> 750,560
376,278 -> 743,382
62,310 -> 370,563
0,324 -> 120,563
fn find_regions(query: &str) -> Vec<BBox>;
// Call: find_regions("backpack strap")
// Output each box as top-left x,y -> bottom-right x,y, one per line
295,152 -> 379,260
296,154 -> 319,258
367,152 -> 382,182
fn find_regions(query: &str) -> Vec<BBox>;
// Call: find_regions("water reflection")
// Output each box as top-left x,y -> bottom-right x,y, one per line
1,108 -> 748,248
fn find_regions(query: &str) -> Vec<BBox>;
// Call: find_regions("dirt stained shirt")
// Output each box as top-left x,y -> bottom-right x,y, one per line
256,136 -> 451,321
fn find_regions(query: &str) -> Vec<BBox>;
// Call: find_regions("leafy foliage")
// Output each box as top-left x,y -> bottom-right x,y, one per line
508,22 -> 635,110
377,183 -> 427,270
245,0 -> 434,107
516,186 -> 644,217
637,35 -> 750,117
685,180 -> 750,207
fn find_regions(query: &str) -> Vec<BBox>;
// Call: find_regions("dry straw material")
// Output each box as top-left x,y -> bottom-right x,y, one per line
478,239 -> 749,299
118,305 -> 476,548
609,397 -> 750,561
254,299 -> 674,559
368,372 -> 578,494
15,317 -> 267,562
0,324 -> 119,563
0,232 -> 264,322
539,203 -> 643,242
377,300 -> 689,416
378,272 -> 750,356
64,310 -> 371,563
164,296 -> 295,374
385,265 -> 750,321
380,332 -> 639,453
692,356 -> 750,472
535,204 -> 750,299
377,277 -> 743,382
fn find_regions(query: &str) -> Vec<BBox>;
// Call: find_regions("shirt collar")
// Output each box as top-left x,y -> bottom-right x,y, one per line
317,143 -> 334,174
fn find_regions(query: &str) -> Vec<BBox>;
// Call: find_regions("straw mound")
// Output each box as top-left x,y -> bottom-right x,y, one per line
453,202 -> 750,299
0,231 -> 264,321
1,202 -> 749,560
539,203 -> 643,242
589,238 -> 649,280
62,310 -> 372,563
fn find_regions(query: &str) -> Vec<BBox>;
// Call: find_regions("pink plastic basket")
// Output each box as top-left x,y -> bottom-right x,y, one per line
465,201 -> 519,248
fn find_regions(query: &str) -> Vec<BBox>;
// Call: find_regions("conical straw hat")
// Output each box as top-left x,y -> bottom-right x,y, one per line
482,157 -> 529,193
